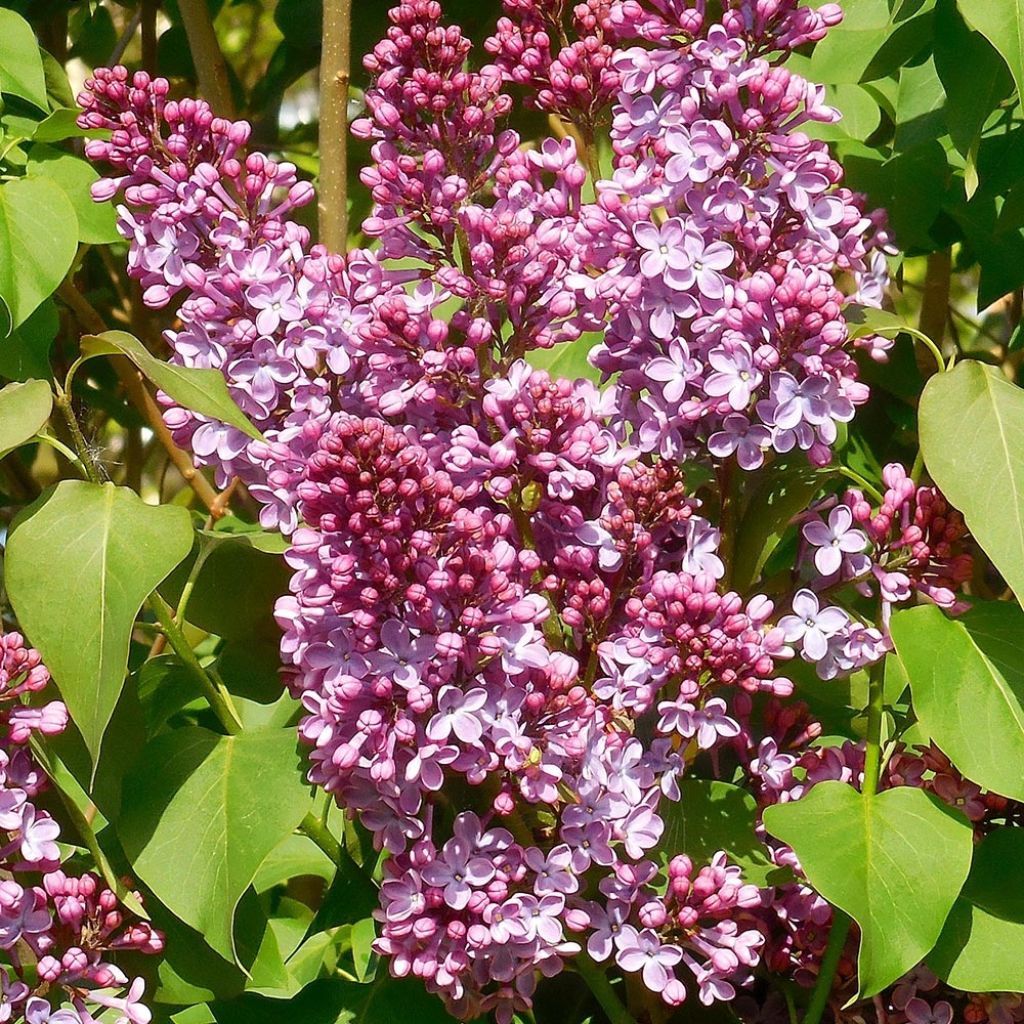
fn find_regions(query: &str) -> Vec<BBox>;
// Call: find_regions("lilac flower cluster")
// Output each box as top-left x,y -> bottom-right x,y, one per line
0,633 -> 161,1024
78,2 -> 983,1022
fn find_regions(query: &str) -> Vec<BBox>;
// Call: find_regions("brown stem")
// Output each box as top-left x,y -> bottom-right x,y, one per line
916,248 -> 951,379
114,359 -> 221,514
141,0 -> 159,75
317,0 -> 353,252
177,0 -> 237,118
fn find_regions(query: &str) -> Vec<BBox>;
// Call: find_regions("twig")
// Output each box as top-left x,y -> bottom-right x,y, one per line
108,8 -> 144,66
177,0 -> 237,118
318,0 -> 353,252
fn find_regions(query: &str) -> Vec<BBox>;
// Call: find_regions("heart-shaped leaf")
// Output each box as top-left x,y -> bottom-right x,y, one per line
919,360 -> 1024,602
0,177 -> 79,329
118,727 -> 314,963
930,827 -> 1024,992
892,603 -> 1024,802
4,481 -> 193,763
82,331 -> 262,441
763,780 -> 973,998
0,379 -> 52,458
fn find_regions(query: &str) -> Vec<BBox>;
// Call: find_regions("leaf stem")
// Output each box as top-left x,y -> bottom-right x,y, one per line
148,591 -> 244,736
32,433 -> 89,479
177,0 -> 237,118
801,909 -> 852,1024
574,953 -> 639,1024
297,811 -> 375,888
318,0 -> 353,252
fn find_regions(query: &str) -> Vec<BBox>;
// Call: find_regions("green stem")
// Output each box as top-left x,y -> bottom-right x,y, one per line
835,466 -> 884,505
861,657 -> 886,800
574,953 -> 639,1024
802,909 -> 851,1024
318,0 -> 353,252
148,591 -> 244,736
30,738 -> 150,921
298,812 -> 376,888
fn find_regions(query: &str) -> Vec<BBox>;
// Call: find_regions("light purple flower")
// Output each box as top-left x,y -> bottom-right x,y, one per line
905,1000 -> 954,1024
421,837 -> 496,910
779,589 -> 849,661
647,340 -> 700,405
680,516 -> 725,579
803,505 -> 869,577
525,844 -> 579,895
615,926 -> 683,993
373,620 -> 436,688
426,687 -> 488,745
708,415 -> 771,470
704,344 -> 761,411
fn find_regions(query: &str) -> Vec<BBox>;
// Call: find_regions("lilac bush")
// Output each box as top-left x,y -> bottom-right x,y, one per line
31,1 -> 1015,1023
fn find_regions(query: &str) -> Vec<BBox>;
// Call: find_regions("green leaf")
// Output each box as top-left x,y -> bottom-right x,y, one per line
0,9 -> 47,109
930,827 -> 1024,991
935,0 -> 1013,157
0,176 -> 79,329
253,833 -> 334,893
209,976 -> 454,1024
526,332 -> 603,385
844,141 -> 951,252
4,481 -> 193,762
919,360 -> 1024,600
26,145 -> 120,245
31,108 -> 105,143
894,58 -> 946,151
763,781 -> 973,998
891,602 -> 1024,801
0,299 -> 57,380
351,917 -> 377,982
0,378 -> 51,458
81,331 -> 263,441
118,726 -> 313,963
808,0 -> 937,85
658,779 -> 781,887
163,541 -> 290,642
957,0 -> 1024,101
732,461 -> 825,591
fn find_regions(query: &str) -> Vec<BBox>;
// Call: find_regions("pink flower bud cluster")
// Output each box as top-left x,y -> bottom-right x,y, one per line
0,633 -> 160,1024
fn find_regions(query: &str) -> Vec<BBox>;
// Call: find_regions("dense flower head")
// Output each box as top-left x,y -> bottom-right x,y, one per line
0,633 -> 160,1024
77,1 -> 987,1022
